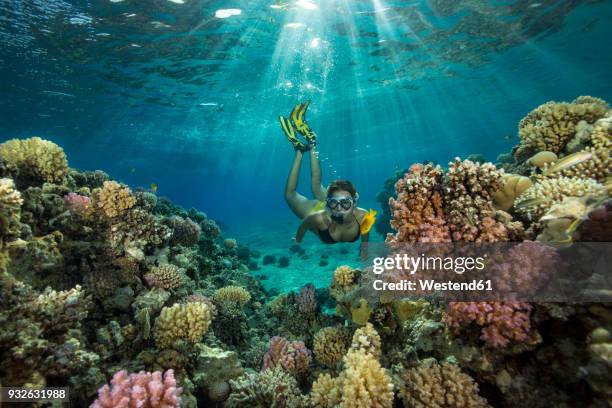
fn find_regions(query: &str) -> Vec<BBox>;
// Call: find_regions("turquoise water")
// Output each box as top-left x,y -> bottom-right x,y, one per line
1,0 -> 611,292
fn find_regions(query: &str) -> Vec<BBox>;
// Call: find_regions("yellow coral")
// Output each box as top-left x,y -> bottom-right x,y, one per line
154,302 -> 212,348
492,174 -> 533,211
333,265 -> 356,287
0,137 -> 68,183
93,181 -> 136,219
590,114 -> 611,151
350,298 -> 372,326
314,326 -> 350,368
515,176 -> 607,219
311,373 -> 341,407
213,286 -> 251,307
350,322 -> 381,358
397,360 -> 490,408
515,96 -> 609,160
312,350 -> 394,408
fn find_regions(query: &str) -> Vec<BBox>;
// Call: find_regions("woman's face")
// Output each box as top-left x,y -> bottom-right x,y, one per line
326,189 -> 355,216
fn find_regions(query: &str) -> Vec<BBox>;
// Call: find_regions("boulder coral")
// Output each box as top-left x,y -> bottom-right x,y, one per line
153,302 -> 212,349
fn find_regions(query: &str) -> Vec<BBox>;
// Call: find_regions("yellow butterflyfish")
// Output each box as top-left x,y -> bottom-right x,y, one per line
360,209 -> 377,234
150,183 -> 158,193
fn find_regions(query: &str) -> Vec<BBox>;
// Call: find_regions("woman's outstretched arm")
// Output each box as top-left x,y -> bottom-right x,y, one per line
309,147 -> 327,201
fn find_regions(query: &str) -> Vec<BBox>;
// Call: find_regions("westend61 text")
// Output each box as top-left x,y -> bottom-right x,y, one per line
373,279 -> 493,291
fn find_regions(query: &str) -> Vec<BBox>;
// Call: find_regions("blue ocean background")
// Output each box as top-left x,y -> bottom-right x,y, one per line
1,0 -> 611,290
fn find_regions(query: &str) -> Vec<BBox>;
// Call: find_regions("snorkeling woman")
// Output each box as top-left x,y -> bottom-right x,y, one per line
279,101 -> 376,260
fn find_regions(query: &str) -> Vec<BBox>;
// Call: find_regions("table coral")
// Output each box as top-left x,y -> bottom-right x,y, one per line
0,137 -> 68,185
262,336 -> 311,380
90,369 -> 182,408
153,302 -> 212,348
397,360 -> 490,408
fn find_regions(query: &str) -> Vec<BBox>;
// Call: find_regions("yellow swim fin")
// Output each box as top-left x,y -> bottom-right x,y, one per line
290,101 -> 316,145
360,209 -> 377,234
279,115 -> 309,152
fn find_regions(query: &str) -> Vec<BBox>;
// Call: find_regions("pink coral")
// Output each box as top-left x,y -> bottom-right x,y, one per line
446,302 -> 534,348
64,192 -> 91,217
262,336 -> 311,380
418,216 -> 451,243
296,284 -> 317,314
90,369 -> 181,408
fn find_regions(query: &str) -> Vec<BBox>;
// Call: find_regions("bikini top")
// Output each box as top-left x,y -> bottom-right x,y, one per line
317,214 -> 361,244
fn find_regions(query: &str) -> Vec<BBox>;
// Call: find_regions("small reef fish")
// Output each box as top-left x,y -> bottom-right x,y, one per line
515,197 -> 549,209
544,151 -> 593,175
150,183 -> 158,193
360,209 -> 377,234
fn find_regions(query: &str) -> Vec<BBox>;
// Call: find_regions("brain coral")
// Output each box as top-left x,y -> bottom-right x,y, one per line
313,326 -> 350,368
213,286 -> 251,307
93,181 -> 136,219
154,302 -> 212,348
514,96 -> 609,160
0,137 -> 68,184
515,176 -> 607,219
311,349 -> 394,408
398,360 -> 490,408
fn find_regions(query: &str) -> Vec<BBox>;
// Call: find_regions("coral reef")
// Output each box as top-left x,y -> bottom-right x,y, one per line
262,336 -> 311,380
144,264 -> 183,290
0,136 -> 68,185
153,302 -> 212,349
313,326 -> 351,368
226,367 -> 309,407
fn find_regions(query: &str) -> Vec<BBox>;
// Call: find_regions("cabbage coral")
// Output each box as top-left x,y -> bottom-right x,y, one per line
397,360 -> 490,408
514,96 -> 609,160
0,137 -> 68,184
313,326 -> 351,368
311,349 -> 394,408
153,302 -> 212,349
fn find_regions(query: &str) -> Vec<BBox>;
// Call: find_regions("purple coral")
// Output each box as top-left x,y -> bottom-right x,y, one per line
64,192 -> 91,217
446,302 -> 534,348
262,336 -> 311,380
296,284 -> 317,314
90,369 -> 182,408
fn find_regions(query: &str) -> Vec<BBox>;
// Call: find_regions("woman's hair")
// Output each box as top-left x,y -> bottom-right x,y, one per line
327,180 -> 357,198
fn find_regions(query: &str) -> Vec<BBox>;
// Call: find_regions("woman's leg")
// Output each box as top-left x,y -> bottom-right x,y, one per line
285,150 -> 318,219
309,147 -> 328,201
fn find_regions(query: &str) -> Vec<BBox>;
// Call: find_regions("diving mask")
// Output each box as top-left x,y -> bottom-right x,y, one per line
326,196 -> 354,211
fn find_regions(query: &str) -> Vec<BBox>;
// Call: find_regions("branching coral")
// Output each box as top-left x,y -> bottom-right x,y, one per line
296,283 -> 317,314
397,360 -> 490,408
213,285 -> 251,307
514,96 -> 609,160
0,137 -> 68,185
311,349 -> 394,408
445,301 -> 535,348
153,302 -> 212,349
387,163 -> 445,243
262,336 -> 311,380
0,178 -> 23,247
144,264 -> 183,290
313,326 -> 351,368
515,176 -> 607,219
226,366 -> 309,408
350,322 -> 381,358
93,181 -> 136,219
106,208 -> 171,259
91,369 -> 182,408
